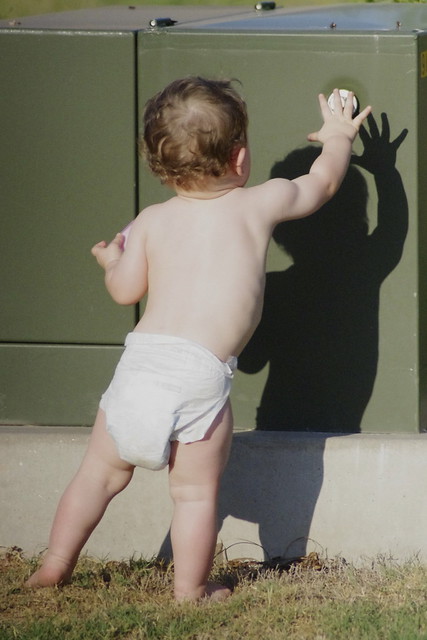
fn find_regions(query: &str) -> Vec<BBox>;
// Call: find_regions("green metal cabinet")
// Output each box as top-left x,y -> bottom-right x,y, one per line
0,6 -> 251,425
1,4 -> 427,432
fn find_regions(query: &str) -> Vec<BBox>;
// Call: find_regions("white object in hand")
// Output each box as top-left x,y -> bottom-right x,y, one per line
327,89 -> 359,116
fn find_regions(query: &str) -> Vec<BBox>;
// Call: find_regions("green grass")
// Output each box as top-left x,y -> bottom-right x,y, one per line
3,547 -> 427,639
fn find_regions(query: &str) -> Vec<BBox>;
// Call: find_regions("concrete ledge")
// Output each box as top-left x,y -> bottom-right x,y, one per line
1,426 -> 426,564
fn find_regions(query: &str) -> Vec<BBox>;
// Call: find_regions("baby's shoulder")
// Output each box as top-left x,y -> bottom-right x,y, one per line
250,177 -> 291,194
135,200 -> 173,225
243,178 -> 293,207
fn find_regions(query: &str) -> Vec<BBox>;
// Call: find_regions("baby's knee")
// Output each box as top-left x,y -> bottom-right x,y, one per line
103,465 -> 135,497
169,482 -> 217,505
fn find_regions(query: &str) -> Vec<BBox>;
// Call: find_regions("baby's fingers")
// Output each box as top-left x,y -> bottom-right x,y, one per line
91,240 -> 107,256
318,92 -> 333,120
307,93 -> 334,141
352,105 -> 372,131
343,91 -> 356,119
111,232 -> 124,247
307,129 -> 320,142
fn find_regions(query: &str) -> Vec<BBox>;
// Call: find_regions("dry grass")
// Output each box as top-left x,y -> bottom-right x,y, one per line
2,546 -> 427,639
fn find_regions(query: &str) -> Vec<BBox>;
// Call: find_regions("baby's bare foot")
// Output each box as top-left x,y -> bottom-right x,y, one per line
25,556 -> 73,588
174,581 -> 231,602
25,568 -> 57,588
25,567 -> 72,588
204,581 -> 231,601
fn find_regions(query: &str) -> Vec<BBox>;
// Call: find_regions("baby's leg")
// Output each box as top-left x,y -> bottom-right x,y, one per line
168,401 -> 233,602
26,409 -> 134,587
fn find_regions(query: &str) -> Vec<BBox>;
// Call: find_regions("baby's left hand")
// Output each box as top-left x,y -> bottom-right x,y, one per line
308,89 -> 372,145
91,233 -> 124,271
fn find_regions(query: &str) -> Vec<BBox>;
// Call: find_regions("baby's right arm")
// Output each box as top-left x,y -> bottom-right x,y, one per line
261,90 -> 372,224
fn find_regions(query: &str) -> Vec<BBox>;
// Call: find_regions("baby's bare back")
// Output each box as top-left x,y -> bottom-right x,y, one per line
135,189 -> 274,361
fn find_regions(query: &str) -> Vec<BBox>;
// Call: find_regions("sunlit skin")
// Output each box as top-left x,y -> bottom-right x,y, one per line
26,90 -> 370,601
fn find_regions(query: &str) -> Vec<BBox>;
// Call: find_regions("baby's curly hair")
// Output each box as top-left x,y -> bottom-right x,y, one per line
141,76 -> 248,190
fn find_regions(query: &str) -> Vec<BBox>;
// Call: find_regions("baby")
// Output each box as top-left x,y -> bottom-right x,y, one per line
26,77 -> 370,601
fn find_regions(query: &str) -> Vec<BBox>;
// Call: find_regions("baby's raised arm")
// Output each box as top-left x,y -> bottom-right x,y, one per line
260,89 -> 371,224
306,90 -> 371,196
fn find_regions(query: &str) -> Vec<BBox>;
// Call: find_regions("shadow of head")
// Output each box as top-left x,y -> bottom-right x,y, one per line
271,146 -> 369,261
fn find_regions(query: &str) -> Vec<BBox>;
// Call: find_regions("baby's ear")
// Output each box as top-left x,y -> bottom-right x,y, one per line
231,146 -> 248,177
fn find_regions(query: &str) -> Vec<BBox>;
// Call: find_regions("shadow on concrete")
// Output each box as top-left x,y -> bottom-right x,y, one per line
157,432 -> 329,562
218,431 -> 329,561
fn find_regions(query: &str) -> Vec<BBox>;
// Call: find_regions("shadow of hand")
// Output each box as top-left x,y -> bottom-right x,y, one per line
352,112 -> 408,175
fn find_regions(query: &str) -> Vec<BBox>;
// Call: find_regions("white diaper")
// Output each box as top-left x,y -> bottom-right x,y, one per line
100,333 -> 237,470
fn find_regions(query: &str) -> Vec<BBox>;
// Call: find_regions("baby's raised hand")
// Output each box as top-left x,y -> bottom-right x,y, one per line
308,89 -> 371,145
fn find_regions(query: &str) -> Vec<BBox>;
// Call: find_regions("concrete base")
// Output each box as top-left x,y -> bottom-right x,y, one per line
1,426 -> 426,565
